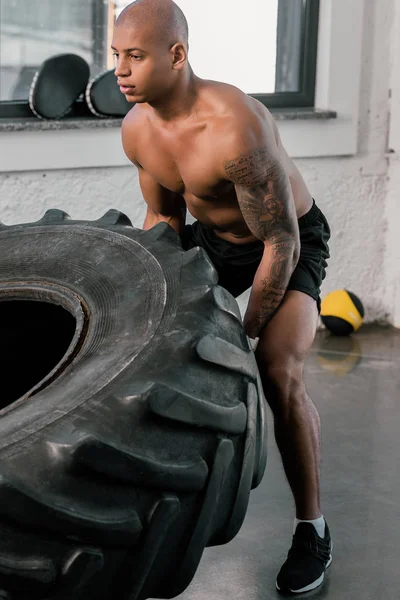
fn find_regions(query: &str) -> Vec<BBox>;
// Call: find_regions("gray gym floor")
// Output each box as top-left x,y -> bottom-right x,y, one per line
174,326 -> 400,600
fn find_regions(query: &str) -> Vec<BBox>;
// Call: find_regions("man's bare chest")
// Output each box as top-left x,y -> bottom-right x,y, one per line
135,126 -> 232,200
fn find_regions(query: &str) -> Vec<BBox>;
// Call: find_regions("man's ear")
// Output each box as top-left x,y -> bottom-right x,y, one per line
170,43 -> 187,70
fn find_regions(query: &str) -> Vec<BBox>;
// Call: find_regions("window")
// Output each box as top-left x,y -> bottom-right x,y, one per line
0,0 -> 319,118
1,0 -> 365,171
0,0 -> 108,116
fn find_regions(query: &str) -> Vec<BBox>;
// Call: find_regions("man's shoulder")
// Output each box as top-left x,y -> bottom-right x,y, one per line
202,81 -> 277,158
121,105 -> 151,164
203,80 -> 268,118
122,103 -> 148,132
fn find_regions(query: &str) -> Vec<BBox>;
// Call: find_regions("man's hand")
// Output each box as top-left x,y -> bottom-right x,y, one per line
224,145 -> 300,337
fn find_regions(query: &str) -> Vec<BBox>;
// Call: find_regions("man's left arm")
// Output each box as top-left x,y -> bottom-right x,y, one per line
225,145 -> 300,339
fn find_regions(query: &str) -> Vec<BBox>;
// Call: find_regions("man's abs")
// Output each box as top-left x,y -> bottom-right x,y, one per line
183,188 -> 258,244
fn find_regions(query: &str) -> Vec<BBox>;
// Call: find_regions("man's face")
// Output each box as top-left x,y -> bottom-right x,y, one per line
112,26 -> 174,103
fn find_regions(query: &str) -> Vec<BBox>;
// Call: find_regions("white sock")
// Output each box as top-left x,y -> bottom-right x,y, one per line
294,516 -> 326,538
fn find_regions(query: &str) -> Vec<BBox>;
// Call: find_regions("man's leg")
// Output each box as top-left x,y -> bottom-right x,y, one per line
255,289 -> 321,519
255,289 -> 332,593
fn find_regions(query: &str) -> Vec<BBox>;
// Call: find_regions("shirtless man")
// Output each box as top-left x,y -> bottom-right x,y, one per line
112,0 -> 332,593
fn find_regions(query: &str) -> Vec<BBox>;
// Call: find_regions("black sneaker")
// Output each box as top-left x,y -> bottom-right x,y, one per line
276,522 -> 332,594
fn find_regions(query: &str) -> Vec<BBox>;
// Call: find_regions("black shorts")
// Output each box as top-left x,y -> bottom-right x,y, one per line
181,200 -> 331,311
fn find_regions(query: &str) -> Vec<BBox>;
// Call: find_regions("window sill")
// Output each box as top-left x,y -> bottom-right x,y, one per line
0,108 -> 337,133
0,116 -> 124,132
271,108 -> 337,121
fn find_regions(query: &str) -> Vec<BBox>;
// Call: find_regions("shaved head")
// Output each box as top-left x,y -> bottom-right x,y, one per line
112,0 -> 193,107
116,0 -> 189,50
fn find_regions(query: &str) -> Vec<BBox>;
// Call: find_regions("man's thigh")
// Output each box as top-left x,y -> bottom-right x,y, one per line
255,290 -> 319,369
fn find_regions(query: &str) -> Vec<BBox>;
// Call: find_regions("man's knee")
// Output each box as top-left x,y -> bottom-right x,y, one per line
257,353 -> 305,415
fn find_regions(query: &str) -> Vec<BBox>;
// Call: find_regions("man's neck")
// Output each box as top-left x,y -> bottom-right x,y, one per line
149,69 -> 200,123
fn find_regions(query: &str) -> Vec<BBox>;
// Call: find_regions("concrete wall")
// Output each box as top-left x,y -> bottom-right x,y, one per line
0,0 -> 399,326
385,0 -> 400,327
0,166 -> 145,226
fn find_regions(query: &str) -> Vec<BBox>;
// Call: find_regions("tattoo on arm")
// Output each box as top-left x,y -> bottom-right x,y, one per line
256,243 -> 292,332
225,147 -> 294,242
225,147 -> 299,334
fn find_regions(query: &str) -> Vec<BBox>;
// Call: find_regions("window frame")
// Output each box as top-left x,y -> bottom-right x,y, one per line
257,0 -> 320,109
0,0 -> 320,118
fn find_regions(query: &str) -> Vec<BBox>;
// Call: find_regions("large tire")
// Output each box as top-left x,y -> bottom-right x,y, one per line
0,210 -> 267,600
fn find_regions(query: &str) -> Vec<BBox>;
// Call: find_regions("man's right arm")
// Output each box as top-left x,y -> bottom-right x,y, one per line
122,113 -> 186,235
138,169 -> 187,236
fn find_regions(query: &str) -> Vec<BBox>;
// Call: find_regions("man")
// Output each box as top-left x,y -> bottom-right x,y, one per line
112,0 -> 332,593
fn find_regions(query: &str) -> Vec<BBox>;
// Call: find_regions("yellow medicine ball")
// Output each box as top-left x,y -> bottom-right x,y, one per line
320,290 -> 365,336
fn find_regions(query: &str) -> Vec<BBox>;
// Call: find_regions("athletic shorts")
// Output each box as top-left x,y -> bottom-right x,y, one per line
181,200 -> 331,311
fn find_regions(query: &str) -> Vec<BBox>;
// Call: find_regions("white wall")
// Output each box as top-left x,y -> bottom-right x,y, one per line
0,0 -> 399,326
0,166 -> 145,226
385,0 -> 400,327
304,0 -> 396,325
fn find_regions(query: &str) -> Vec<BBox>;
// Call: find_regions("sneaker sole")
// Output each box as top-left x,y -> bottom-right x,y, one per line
276,547 -> 333,594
